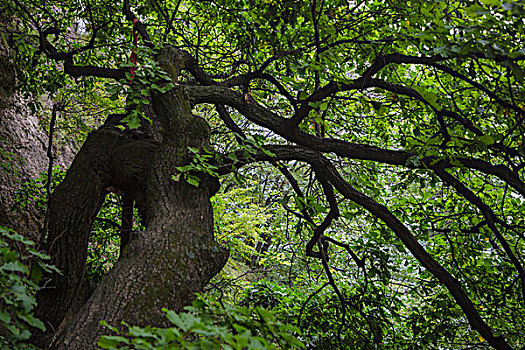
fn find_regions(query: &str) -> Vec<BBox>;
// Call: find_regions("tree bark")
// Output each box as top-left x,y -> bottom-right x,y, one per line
32,47 -> 229,349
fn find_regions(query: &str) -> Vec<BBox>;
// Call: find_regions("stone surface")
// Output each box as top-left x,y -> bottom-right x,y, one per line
0,32 -> 73,240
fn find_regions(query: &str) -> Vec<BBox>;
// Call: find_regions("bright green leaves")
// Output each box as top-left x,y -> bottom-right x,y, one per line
0,226 -> 59,348
510,62 -> 525,82
290,194 -> 328,217
98,295 -> 304,349
474,134 -> 495,150
413,86 -> 440,110
479,0 -> 501,6
171,147 -> 219,187
105,48 -> 176,129
212,182 -> 275,263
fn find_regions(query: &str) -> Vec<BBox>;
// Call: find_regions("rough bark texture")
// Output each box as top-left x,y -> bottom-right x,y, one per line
32,47 -> 228,349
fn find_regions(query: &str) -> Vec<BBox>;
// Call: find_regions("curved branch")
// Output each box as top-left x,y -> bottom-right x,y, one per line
272,162 -> 314,225
215,144 -> 513,349
367,79 -> 520,157
322,236 -> 365,268
305,173 -> 339,259
39,27 -> 127,80
297,282 -> 330,329
359,53 -> 525,119
431,166 -> 525,298
186,84 -> 525,196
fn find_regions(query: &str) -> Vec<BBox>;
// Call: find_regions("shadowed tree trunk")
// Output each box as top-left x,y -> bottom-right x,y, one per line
17,0 -> 521,347
32,47 -> 229,349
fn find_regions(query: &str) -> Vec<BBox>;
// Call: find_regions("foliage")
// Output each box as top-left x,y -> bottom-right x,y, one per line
172,147 -> 219,187
0,226 -> 58,348
87,192 -> 144,283
86,193 -> 123,283
105,46 -> 176,128
213,180 -> 275,263
97,295 -> 304,350
5,0 -> 525,348
11,167 -> 65,214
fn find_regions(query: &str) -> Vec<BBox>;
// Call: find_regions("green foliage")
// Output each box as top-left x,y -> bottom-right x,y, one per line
7,0 -> 525,348
172,147 -> 219,187
105,47 -> 176,129
85,193 -> 122,283
0,226 -> 58,348
213,182 -> 273,261
86,193 -> 144,283
12,167 -> 65,213
97,295 -> 304,350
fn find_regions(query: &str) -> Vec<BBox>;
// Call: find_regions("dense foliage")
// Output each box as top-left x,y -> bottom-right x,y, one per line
2,0 -> 525,348
97,295 -> 304,349
0,227 -> 57,348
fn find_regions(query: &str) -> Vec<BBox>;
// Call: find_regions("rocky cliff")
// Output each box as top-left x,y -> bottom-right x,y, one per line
0,26 -> 73,240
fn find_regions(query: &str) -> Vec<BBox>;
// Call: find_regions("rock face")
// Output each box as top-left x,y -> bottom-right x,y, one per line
0,30 -> 72,241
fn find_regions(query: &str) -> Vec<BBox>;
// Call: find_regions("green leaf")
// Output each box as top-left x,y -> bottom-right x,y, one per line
413,86 -> 440,109
98,335 -> 129,349
0,311 -> 10,325
1,262 -> 27,273
186,175 -> 201,187
124,115 -> 141,129
99,320 -> 120,333
128,325 -> 154,338
30,264 -> 43,283
477,135 -> 495,146
511,63 -> 524,82
479,0 -> 500,6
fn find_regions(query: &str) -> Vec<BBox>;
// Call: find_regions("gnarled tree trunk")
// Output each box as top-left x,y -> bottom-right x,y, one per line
32,47 -> 229,349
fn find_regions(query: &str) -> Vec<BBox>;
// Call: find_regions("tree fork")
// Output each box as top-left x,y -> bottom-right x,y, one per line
33,48 -> 229,349
31,126 -> 156,347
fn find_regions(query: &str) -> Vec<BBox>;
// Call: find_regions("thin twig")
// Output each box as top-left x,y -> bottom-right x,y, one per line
45,103 -> 59,202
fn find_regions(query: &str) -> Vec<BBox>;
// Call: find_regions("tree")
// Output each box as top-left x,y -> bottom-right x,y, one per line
4,0 -> 525,348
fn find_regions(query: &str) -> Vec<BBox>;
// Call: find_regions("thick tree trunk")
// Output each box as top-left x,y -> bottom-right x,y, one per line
32,47 -> 229,349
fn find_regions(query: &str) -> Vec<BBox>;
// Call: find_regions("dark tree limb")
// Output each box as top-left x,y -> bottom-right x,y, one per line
305,174 -> 339,259
297,282 -> 330,329
322,236 -> 365,268
37,27 -> 127,80
122,0 -> 154,48
431,166 -> 525,299
272,162 -> 314,225
45,103 -> 59,202
360,53 -> 525,119
186,84 -> 525,196
213,144 -> 514,349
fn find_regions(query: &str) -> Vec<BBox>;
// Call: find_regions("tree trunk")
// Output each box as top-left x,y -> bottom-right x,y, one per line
32,47 -> 229,349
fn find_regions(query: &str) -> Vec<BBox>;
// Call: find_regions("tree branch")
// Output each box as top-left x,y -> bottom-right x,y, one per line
431,166 -> 525,298
122,0 -> 154,48
213,144 -> 514,349
187,84 -> 525,196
